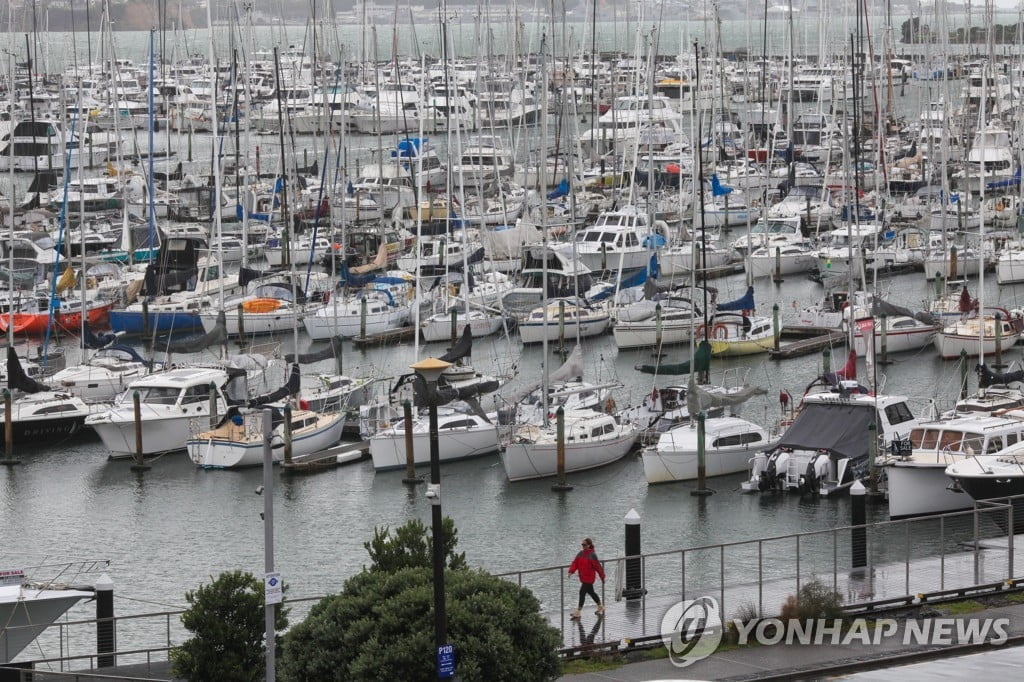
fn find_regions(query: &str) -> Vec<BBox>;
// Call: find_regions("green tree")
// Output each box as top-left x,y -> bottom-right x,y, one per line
364,517 -> 466,572
280,519 -> 561,682
171,569 -> 289,682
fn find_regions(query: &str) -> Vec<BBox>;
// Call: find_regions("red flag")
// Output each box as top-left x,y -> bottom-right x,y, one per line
835,348 -> 858,380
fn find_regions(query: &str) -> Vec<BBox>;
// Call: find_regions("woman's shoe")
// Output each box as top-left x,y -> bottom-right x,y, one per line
596,605 -> 605,615
570,609 -> 582,620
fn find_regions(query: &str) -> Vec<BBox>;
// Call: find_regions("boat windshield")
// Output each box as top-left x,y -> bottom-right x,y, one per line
138,386 -> 180,405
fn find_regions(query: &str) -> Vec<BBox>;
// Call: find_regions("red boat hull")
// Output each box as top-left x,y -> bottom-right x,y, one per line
0,302 -> 114,335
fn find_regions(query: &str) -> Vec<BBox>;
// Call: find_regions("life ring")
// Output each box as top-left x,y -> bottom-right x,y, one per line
712,323 -> 729,340
242,297 -> 282,314
696,323 -> 708,339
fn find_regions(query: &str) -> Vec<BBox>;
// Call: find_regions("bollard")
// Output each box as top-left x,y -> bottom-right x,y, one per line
237,301 -> 246,343
851,481 -> 867,572
773,246 -> 783,284
960,348 -> 969,400
691,412 -> 714,496
879,313 -> 888,365
822,348 -> 831,376
772,303 -> 780,352
360,296 -> 368,339
208,382 -> 218,428
282,404 -> 293,465
622,509 -> 646,599
551,406 -> 572,491
96,573 -> 115,668
2,389 -> 18,465
130,390 -> 149,471
995,312 -> 1003,368
401,399 -> 423,485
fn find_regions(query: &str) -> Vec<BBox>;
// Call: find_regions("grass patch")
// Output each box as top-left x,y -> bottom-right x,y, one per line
1003,592 -> 1024,603
939,599 -> 985,615
561,655 -> 623,674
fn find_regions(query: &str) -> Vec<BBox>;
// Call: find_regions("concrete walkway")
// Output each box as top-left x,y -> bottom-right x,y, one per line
560,601 -> 1024,681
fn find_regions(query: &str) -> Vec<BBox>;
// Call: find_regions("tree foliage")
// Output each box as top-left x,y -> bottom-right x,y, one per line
171,569 -> 289,682
280,518 -> 561,682
364,516 -> 466,572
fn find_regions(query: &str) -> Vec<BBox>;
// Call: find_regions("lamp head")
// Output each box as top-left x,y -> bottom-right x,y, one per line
410,357 -> 452,384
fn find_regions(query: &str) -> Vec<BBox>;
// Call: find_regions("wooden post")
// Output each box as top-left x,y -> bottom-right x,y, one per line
558,299 -> 566,353
822,348 -> 831,375
1,389 -> 18,465
141,298 -> 150,339
131,390 -> 149,471
282,404 -> 293,465
401,399 -> 422,485
236,301 -> 246,344
654,302 -> 663,355
960,348 -> 969,400
772,303 -> 780,352
450,306 -> 458,346
551,406 -> 572,491
208,381 -> 218,427
691,411 -> 713,496
600,241 -> 607,270
360,296 -> 368,339
995,312 -> 1003,368
879,313 -> 888,365
773,246 -> 783,283
949,245 -> 958,279
868,421 -> 878,494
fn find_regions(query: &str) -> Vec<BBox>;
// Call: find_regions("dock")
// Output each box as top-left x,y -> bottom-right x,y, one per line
768,329 -> 847,360
351,326 -> 417,348
281,440 -> 369,473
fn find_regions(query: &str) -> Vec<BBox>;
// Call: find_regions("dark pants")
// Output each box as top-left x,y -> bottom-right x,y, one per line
578,582 -> 601,608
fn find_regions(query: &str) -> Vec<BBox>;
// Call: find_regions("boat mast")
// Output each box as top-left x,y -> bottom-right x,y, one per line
206,0 -> 227,348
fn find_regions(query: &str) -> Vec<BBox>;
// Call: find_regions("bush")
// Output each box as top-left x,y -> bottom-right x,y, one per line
279,519 -> 561,681
171,570 -> 289,682
364,517 -> 466,572
780,579 -> 843,621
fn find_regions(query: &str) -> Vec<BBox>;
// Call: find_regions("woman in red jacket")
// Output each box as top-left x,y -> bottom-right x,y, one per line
568,537 -> 605,619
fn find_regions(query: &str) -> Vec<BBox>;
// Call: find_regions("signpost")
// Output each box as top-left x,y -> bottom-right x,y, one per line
436,644 -> 455,679
264,572 -> 282,606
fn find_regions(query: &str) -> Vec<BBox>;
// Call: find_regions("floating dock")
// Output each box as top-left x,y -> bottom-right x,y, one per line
280,440 -> 369,473
768,330 -> 847,360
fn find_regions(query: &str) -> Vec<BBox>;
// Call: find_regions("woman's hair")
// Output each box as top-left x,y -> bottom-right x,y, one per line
582,537 -> 593,548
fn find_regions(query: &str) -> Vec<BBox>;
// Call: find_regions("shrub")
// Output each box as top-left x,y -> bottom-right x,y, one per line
364,517 -> 466,572
279,519 -> 561,681
170,570 -> 288,682
780,579 -> 843,621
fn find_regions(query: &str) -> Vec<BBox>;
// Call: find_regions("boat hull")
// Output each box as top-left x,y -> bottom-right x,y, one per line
0,303 -> 114,336
519,316 -> 611,344
369,423 -> 499,471
885,461 -> 973,519
188,413 -> 345,469
108,309 -> 203,335
501,427 -> 638,481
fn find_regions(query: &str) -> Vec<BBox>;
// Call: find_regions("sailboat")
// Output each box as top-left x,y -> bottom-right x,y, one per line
2,347 -> 93,446
500,345 -> 639,481
368,327 -> 500,471
642,374 -> 775,483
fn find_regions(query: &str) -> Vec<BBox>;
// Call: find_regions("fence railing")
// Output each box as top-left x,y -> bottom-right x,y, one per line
5,495 -> 1024,670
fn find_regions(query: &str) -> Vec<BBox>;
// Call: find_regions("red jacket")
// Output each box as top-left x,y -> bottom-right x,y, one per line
569,547 -> 605,583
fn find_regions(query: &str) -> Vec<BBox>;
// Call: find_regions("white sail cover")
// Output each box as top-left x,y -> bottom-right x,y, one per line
509,344 -> 583,404
685,373 -> 766,416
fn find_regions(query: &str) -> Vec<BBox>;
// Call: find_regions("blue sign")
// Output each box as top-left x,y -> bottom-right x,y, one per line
436,644 -> 455,679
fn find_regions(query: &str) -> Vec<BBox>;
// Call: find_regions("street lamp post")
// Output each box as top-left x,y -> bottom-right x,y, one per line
410,357 -> 453,678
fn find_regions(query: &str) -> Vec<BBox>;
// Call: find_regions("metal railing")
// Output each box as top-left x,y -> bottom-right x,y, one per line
5,496 -> 1024,669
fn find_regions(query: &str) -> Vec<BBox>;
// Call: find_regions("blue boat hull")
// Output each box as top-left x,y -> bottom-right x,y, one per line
108,310 -> 203,335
